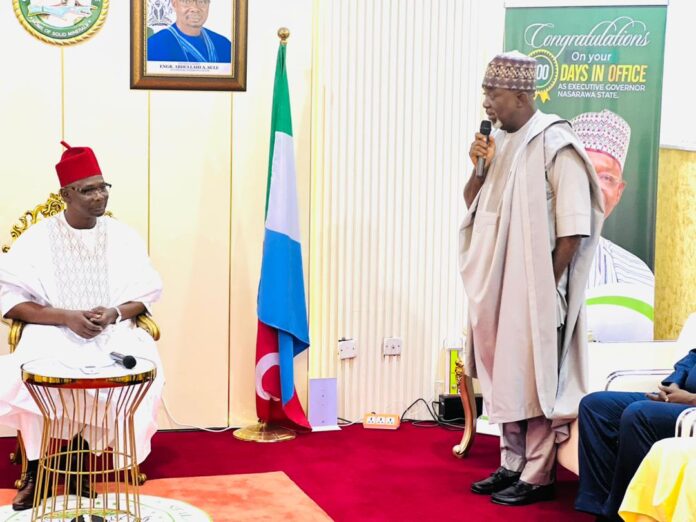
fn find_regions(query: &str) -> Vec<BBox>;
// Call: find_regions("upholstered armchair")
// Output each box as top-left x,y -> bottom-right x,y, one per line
1,193 -> 160,488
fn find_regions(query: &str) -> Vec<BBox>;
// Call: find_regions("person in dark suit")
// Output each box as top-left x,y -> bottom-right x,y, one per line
575,348 -> 696,521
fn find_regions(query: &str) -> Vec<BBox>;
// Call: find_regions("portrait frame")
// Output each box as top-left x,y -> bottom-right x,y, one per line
131,0 -> 247,91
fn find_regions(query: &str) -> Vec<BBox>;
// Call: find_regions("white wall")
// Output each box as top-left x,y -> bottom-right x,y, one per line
660,0 -> 696,150
307,0 -> 506,421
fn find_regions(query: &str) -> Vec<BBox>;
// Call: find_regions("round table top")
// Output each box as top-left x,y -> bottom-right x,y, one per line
21,356 -> 156,388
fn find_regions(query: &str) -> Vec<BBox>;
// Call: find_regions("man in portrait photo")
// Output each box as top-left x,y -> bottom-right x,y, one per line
147,0 -> 232,63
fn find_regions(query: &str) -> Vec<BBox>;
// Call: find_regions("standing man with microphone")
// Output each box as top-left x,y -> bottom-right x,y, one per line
459,51 -> 604,506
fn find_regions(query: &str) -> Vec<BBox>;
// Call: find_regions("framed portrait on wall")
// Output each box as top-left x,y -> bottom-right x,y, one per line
131,0 -> 247,91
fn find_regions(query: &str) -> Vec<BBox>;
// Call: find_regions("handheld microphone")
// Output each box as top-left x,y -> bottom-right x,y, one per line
110,352 -> 137,370
475,120 -> 492,178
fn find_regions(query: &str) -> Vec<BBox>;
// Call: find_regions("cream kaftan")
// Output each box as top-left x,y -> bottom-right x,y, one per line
460,112 -> 604,437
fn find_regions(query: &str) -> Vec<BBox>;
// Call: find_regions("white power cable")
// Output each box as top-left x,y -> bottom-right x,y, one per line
160,397 -> 237,433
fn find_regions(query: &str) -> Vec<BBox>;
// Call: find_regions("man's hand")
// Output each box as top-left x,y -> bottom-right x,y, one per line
646,384 -> 696,406
64,310 -> 104,339
469,133 -> 496,171
552,236 -> 582,284
645,383 -> 679,402
87,306 -> 118,327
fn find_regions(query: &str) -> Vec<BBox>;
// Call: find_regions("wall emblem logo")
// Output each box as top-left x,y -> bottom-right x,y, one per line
13,0 -> 109,46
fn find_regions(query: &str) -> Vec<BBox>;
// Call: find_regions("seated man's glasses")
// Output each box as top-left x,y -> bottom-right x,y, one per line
67,183 -> 112,197
179,0 -> 210,7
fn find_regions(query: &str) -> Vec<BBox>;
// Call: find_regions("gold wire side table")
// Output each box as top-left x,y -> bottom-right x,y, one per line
21,357 -> 157,522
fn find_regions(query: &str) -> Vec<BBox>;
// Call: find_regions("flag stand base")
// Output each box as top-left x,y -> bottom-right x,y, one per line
233,421 -> 296,443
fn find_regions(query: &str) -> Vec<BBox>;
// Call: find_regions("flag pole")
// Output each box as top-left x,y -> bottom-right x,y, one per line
233,27 -> 298,443
278,26 -> 290,45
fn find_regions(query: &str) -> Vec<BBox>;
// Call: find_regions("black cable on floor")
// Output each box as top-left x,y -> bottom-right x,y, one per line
400,398 -> 466,431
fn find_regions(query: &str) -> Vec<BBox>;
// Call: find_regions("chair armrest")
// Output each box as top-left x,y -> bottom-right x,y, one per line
675,407 -> 696,438
604,369 -> 672,391
7,315 -> 159,351
135,314 -> 160,341
7,320 -> 25,354
588,341 -> 680,392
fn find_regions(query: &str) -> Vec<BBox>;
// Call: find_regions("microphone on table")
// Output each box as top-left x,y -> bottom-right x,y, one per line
110,352 -> 137,370
475,120 -> 492,178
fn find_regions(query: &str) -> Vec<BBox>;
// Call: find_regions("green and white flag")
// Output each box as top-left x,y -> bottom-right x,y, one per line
255,40 -> 311,430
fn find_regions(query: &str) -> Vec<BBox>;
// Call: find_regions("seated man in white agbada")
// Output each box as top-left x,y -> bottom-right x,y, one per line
0,142 -> 164,511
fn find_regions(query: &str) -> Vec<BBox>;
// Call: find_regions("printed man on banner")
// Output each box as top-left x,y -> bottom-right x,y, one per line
571,110 -> 655,342
0,142 -> 164,511
147,0 -> 232,64
459,51 -> 604,506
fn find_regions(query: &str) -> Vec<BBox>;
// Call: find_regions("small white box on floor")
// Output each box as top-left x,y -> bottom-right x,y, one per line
308,378 -> 341,432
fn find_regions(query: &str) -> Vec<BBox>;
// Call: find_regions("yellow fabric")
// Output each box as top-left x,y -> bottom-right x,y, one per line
620,437 -> 696,522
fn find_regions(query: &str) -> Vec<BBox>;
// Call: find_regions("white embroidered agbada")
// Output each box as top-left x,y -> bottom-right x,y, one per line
0,212 -> 164,463
459,112 -> 604,440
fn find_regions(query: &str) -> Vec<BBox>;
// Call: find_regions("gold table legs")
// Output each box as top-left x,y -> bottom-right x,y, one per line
24,380 -> 153,521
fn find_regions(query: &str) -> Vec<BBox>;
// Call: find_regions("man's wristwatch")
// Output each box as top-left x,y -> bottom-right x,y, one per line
112,306 -> 123,324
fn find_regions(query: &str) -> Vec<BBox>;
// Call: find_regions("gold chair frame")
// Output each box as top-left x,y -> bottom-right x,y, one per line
452,360 -> 477,458
2,193 -> 160,488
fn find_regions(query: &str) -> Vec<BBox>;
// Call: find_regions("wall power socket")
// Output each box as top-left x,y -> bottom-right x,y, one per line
362,413 -> 401,430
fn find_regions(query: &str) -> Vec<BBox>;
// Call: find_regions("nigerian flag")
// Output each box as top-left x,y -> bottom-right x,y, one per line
254,39 -> 311,430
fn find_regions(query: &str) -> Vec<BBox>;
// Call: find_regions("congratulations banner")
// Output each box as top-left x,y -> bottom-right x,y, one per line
505,4 -> 667,341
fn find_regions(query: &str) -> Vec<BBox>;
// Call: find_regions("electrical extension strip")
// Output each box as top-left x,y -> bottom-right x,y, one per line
362,413 -> 401,430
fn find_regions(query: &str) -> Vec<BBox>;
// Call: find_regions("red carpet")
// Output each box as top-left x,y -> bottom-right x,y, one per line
0,424 -> 592,521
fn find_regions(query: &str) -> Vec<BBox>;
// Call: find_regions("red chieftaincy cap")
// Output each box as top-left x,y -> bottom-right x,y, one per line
55,141 -> 102,187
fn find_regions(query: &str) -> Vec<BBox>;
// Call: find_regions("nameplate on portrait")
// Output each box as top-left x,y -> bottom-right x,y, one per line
147,61 -> 232,76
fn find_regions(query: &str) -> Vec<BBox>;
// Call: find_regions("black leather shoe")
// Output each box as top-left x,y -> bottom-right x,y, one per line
67,477 -> 98,499
68,479 -> 97,498
66,437 -> 97,499
12,471 -> 36,511
491,480 -> 555,506
470,467 -> 522,495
